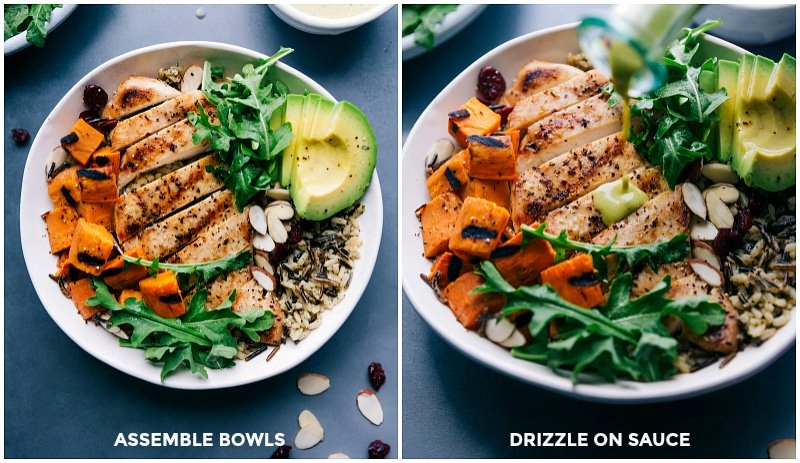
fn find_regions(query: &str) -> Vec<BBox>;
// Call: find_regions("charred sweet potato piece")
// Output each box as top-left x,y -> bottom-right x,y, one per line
428,251 -> 470,290
77,202 -> 114,230
118,289 -> 143,305
48,166 -> 81,208
449,196 -> 510,260
53,252 -> 73,278
426,149 -> 470,198
492,233 -> 556,287
448,97 -> 501,147
419,191 -> 462,258
68,218 -> 115,275
139,270 -> 186,318
502,129 -> 521,156
91,146 -> 121,177
540,253 -> 605,308
444,272 -> 506,330
466,134 -> 516,180
102,246 -> 149,290
68,278 -> 102,320
460,178 -> 510,210
61,118 -> 105,165
43,206 -> 79,254
78,166 -> 118,203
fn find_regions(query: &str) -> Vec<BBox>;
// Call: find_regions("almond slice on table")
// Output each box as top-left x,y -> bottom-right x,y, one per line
298,409 -> 322,429
692,242 -> 721,270
682,182 -> 707,219
356,389 -> 384,426
689,259 -> 723,287
498,329 -> 526,348
484,317 -> 516,343
295,410 -> 324,450
768,439 -> 796,459
328,452 -> 351,459
297,373 -> 331,395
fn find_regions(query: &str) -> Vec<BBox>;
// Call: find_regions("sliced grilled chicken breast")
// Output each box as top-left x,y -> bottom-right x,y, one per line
115,155 -> 223,242
511,133 -> 644,226
205,268 -> 251,308
632,262 -> 691,297
542,167 -> 668,240
517,94 -> 623,171
591,187 -> 690,247
122,189 -> 236,260
170,212 -> 252,264
110,90 -> 207,150
102,76 -> 182,119
507,70 -> 608,131
505,61 -> 584,105
118,114 -> 215,188
233,279 -> 284,346
667,274 -> 739,354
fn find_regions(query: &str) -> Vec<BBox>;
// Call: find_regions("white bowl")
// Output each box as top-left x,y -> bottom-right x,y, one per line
402,5 -> 487,61
698,4 -> 795,46
402,23 -> 796,403
4,4 -> 78,55
269,4 -> 393,35
20,41 -> 383,389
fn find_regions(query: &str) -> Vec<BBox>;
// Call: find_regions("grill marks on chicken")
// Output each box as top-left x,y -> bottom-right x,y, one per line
505,60 -> 585,105
110,90 -> 208,150
102,76 -> 182,120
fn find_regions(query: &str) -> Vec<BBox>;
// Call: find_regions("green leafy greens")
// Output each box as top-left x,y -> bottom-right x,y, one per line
4,4 -> 62,47
122,249 -> 253,287
474,261 -> 726,382
188,47 -> 295,210
87,279 -> 274,381
401,4 -> 458,50
623,20 -> 729,188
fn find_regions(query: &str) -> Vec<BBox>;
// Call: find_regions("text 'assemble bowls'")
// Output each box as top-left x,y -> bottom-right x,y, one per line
20,41 -> 382,389
401,23 -> 795,403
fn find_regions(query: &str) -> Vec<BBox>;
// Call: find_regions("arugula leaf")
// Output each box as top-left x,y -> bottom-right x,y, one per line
474,261 -> 726,382
521,223 -> 690,277
123,249 -> 252,287
86,277 -> 274,381
188,48 -> 294,210
401,4 -> 458,50
5,4 -> 62,47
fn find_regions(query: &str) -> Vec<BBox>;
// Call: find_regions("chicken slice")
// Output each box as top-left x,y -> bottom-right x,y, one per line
102,76 -> 182,119
667,274 -> 739,354
233,279 -> 284,346
511,133 -> 644,227
631,262 -> 691,297
542,167 -> 667,240
110,90 -> 208,150
169,211 -> 252,264
504,61 -> 584,105
122,189 -> 236,260
118,114 -> 216,188
114,154 -> 224,242
517,94 -> 623,171
507,70 -> 608,131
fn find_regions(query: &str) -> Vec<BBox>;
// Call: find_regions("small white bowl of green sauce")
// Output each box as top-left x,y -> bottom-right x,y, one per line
269,4 -> 393,35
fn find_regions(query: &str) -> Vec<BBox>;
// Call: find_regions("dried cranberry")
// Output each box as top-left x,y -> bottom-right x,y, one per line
476,66 -> 506,105
288,221 -> 303,244
712,228 -> 743,256
96,118 -> 119,132
368,362 -> 386,391
489,104 -> 513,126
734,207 -> 753,233
83,84 -> 108,112
268,242 -> 291,266
11,128 -> 30,145
79,109 -> 101,123
270,445 -> 292,458
367,439 -> 391,459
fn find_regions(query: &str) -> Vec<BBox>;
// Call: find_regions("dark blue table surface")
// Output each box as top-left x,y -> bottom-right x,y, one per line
5,4 -> 397,459
402,4 -> 796,458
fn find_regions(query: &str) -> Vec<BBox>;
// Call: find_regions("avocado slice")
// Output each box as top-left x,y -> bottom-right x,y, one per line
280,94 -> 306,187
731,53 -> 796,191
716,59 -> 739,162
290,100 -> 377,220
699,67 -> 718,155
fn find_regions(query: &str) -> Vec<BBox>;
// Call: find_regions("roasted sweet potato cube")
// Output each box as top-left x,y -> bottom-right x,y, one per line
53,252 -> 72,278
467,134 -> 516,180
43,206 -> 79,254
68,218 -> 115,275
428,251 -> 470,290
139,270 -> 186,318
444,272 -> 506,330
502,129 -> 521,156
77,202 -> 115,230
449,196 -> 510,259
118,289 -> 143,305
78,166 -> 118,203
447,97 -> 501,147
102,246 -> 149,290
62,118 -> 105,165
426,149 -> 470,198
68,278 -> 102,320
492,233 -> 556,287
540,253 -> 605,308
48,166 -> 81,208
91,146 -> 121,177
460,178 -> 510,210
419,192 -> 462,258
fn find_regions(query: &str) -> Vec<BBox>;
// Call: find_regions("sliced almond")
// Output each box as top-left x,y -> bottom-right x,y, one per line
45,146 -> 69,181
266,187 -> 292,201
706,190 -> 735,229
689,259 -> 723,287
704,183 -> 739,204
484,317 -> 515,343
253,251 -> 274,274
692,242 -> 721,270
681,182 -> 707,219
701,163 -> 739,184
498,329 -> 526,348
294,422 -> 324,450
768,438 -> 796,459
253,232 -> 275,252
298,409 -> 322,429
297,373 -> 331,395
329,452 -> 351,459
181,65 -> 203,93
425,138 -> 456,175
356,389 -> 384,425
248,205 -> 268,235
690,217 -> 719,241
251,266 -> 276,292
266,202 -> 294,221
267,210 -> 289,243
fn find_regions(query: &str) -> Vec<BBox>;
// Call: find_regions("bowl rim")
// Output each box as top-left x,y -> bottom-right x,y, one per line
20,40 -> 383,389
402,22 -> 796,403
270,3 -> 393,30
4,4 -> 78,56
401,4 -> 487,60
